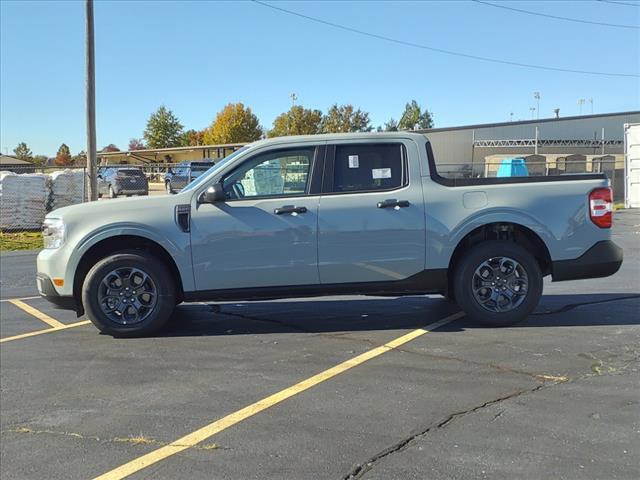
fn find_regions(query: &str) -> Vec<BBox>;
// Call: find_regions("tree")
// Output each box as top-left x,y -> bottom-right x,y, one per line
31,155 -> 48,166
143,105 -> 184,148
268,105 -> 323,138
54,144 -> 72,166
128,138 -> 146,151
72,150 -> 87,166
203,103 -> 263,144
179,129 -> 205,147
384,118 -> 399,132
398,100 -> 434,130
101,144 -> 120,152
320,104 -> 372,133
13,142 -> 33,161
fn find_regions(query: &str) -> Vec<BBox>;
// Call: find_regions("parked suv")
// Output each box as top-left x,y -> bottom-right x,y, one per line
164,161 -> 215,194
37,133 -> 622,337
98,167 -> 149,198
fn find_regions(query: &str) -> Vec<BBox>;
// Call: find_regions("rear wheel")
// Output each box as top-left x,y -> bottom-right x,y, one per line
453,241 -> 542,326
82,251 -> 176,337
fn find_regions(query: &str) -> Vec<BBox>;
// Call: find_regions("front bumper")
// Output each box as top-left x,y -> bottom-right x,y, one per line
36,273 -> 78,311
552,240 -> 623,281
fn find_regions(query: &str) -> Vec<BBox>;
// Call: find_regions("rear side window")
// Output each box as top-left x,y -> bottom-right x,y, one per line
330,143 -> 406,193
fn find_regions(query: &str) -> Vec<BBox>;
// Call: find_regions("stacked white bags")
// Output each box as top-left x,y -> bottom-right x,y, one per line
49,169 -> 85,211
0,171 -> 49,230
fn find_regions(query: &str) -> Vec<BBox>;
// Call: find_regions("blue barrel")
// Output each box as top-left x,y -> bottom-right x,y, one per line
497,158 -> 529,177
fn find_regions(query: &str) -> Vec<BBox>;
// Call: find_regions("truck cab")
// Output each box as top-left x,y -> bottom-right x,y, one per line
37,133 -> 623,336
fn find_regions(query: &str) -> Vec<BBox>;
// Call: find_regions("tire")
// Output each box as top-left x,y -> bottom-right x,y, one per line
82,251 -> 176,337
453,241 -> 542,327
109,185 -> 117,198
166,181 -> 173,194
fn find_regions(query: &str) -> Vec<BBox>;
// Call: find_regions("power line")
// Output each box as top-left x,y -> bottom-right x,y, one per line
596,0 -> 640,7
473,0 -> 639,29
251,0 -> 639,78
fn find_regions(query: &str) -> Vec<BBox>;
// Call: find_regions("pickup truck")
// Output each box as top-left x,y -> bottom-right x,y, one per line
37,132 -> 623,336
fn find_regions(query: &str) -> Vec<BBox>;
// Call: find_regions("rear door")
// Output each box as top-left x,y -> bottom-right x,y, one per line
317,140 -> 426,284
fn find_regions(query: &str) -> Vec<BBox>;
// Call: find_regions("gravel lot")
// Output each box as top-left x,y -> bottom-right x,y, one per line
1,210 -> 638,480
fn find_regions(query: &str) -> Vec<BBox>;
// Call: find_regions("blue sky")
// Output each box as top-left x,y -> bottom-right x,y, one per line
1,0 -> 638,156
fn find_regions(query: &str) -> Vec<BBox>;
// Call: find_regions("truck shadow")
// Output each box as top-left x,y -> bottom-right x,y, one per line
158,293 -> 640,338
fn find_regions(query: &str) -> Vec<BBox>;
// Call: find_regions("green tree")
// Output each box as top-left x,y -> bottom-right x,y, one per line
31,155 -> 48,166
54,143 -> 72,166
13,142 -> 33,161
179,129 -> 205,146
320,104 -> 372,133
398,100 -> 434,130
143,105 -> 184,148
384,118 -> 399,132
101,144 -> 120,152
203,103 -> 263,144
268,105 -> 323,138
71,150 -> 87,166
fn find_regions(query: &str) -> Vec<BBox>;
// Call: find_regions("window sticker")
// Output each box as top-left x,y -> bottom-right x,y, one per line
372,168 -> 391,179
348,155 -> 359,168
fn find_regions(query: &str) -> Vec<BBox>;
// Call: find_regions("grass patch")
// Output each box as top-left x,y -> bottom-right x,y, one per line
0,231 -> 43,251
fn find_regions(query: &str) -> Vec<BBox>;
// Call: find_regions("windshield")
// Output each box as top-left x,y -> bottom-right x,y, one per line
180,146 -> 250,193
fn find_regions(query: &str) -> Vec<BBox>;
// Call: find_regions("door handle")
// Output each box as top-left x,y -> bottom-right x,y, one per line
274,205 -> 308,215
377,199 -> 410,209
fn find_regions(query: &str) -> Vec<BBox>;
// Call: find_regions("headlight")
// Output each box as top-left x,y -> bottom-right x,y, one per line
42,218 -> 65,249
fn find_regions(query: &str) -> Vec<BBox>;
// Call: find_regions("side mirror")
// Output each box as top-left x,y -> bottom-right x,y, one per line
201,183 -> 225,204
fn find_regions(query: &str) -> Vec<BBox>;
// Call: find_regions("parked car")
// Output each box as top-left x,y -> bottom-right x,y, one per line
164,161 -> 215,194
37,133 -> 622,336
97,167 -> 148,198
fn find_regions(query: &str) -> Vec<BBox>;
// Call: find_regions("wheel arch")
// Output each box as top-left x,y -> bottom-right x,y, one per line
73,234 -> 185,315
446,222 -> 551,298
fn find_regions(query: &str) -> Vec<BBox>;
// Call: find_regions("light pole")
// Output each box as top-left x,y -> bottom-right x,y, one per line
85,0 -> 97,201
589,98 -> 594,114
577,98 -> 586,115
509,112 -> 514,122
533,91 -> 540,120
529,107 -> 536,120
290,92 -> 298,107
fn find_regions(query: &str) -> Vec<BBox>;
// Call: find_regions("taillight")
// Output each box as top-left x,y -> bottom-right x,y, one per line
589,187 -> 613,228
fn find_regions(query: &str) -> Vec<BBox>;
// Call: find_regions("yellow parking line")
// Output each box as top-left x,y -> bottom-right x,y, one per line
93,311 -> 464,480
8,299 -> 66,329
0,296 -> 41,303
0,320 -> 91,344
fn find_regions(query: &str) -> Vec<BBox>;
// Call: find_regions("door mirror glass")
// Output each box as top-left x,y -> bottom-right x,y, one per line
201,183 -> 225,204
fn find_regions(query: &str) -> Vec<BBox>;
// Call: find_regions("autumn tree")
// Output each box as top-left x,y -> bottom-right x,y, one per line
320,104 -> 372,133
54,144 -> 72,166
128,138 -> 146,151
203,103 -> 263,144
180,129 -> 205,147
268,105 -> 323,138
143,105 -> 184,148
398,100 -> 434,130
101,144 -> 120,152
13,142 -> 33,161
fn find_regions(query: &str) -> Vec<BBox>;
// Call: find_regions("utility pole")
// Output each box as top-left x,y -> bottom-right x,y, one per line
577,98 -> 586,115
509,112 -> 514,122
86,0 -> 98,201
589,98 -> 594,114
533,91 -> 540,120
290,92 -> 298,107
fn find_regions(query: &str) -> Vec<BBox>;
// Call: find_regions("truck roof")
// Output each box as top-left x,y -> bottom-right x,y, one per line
250,131 -> 427,148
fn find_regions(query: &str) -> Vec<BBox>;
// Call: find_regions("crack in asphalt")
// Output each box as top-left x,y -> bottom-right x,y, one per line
341,384 -> 546,480
532,294 -> 640,315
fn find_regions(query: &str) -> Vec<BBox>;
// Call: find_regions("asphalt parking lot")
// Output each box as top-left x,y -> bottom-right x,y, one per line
1,210 -> 639,480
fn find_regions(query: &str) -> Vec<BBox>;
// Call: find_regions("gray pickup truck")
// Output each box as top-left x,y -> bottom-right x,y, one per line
37,132 -> 623,336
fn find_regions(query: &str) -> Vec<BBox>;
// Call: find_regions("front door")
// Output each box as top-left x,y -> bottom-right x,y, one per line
190,146 -> 321,291
317,141 -> 426,284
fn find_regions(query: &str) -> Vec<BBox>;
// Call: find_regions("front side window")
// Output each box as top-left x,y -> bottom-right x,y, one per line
222,148 -> 314,199
331,143 -> 406,193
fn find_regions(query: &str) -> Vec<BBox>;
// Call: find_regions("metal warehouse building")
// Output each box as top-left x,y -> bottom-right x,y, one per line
420,110 -> 640,200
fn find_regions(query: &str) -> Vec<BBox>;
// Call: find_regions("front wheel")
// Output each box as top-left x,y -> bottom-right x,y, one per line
82,251 -> 176,337
453,241 -> 542,327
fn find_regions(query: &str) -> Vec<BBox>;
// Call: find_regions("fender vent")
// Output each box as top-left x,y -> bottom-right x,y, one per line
175,204 -> 191,233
